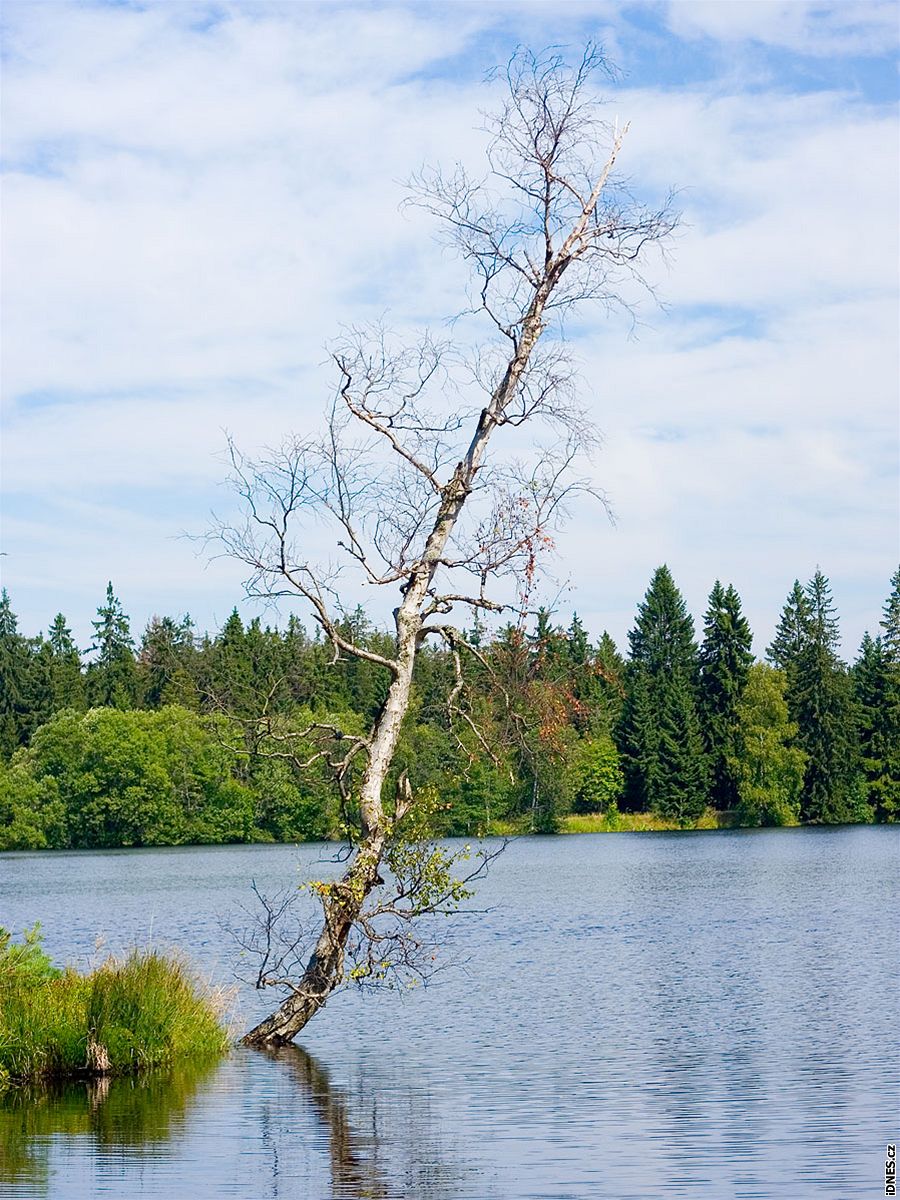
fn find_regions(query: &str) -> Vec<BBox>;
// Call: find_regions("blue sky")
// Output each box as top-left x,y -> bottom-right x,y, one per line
1,0 -> 897,657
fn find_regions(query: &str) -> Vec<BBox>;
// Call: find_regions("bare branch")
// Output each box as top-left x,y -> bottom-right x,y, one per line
213,43 -> 678,1047
225,882 -> 310,992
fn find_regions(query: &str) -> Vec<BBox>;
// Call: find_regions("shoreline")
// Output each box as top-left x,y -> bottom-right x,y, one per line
2,812 -> 892,856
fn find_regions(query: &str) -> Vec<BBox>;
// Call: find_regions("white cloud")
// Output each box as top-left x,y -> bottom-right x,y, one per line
0,13 -> 488,399
0,0 -> 896,658
665,0 -> 899,57
611,86 -> 898,309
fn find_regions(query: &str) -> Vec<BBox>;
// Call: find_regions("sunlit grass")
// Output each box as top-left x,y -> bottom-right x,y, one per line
559,808 -> 740,834
0,934 -> 230,1086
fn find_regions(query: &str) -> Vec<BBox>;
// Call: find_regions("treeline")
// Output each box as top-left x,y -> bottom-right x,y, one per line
0,566 -> 897,851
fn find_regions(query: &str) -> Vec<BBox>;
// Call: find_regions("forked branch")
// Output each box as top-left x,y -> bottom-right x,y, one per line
214,44 -> 677,1046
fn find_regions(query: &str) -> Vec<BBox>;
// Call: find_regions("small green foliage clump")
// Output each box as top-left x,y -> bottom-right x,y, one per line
387,785 -> 477,914
0,927 -> 229,1087
0,924 -> 60,986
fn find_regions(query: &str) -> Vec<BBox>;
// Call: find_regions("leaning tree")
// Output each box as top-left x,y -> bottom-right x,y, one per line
213,45 -> 677,1045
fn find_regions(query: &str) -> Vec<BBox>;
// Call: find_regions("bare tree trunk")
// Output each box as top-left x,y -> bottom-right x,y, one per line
243,291 -> 559,1045
227,46 -> 676,1046
243,668 -> 411,1043
242,833 -> 386,1044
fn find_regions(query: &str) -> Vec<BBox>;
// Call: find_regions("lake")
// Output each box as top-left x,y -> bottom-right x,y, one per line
1,827 -> 897,1199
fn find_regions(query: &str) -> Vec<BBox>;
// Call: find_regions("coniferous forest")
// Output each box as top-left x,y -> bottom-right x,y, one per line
1,566 -> 897,851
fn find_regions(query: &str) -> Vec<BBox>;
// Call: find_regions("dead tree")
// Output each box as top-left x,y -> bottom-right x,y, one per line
213,45 -> 677,1045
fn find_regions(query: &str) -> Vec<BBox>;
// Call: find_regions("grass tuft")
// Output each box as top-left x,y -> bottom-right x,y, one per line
0,929 -> 229,1087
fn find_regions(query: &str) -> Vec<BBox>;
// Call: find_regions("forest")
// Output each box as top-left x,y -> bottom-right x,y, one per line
0,564 -> 897,852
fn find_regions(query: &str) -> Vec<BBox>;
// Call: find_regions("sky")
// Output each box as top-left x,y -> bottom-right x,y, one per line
1,0 -> 897,660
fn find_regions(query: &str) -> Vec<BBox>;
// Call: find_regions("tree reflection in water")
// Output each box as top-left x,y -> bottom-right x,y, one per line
267,1045 -> 391,1199
267,1044 -> 486,1199
0,1060 -> 216,1192
0,1048 -> 481,1198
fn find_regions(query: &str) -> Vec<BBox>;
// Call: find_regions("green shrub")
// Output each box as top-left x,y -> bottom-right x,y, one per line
568,736 -> 625,814
0,924 -> 60,986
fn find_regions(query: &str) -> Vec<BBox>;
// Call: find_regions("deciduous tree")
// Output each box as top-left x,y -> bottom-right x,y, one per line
729,663 -> 805,826
212,45 -> 677,1044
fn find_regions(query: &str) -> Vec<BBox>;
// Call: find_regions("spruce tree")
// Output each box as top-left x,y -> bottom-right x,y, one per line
593,630 -> 627,733
332,607 -> 393,720
768,571 -> 861,823
139,614 -> 198,709
852,632 -> 897,821
596,631 -> 625,683
46,613 -> 86,711
768,580 -> 812,676
0,590 -> 33,755
619,669 -> 658,808
654,670 -> 709,822
282,615 -> 314,707
698,581 -> 754,809
205,608 -> 254,715
562,615 -> 622,734
881,567 -> 900,662
856,567 -> 900,821
88,582 -> 138,709
617,565 -> 708,822
567,613 -> 590,666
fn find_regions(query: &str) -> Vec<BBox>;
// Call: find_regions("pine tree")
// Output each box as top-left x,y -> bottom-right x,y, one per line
46,613 -> 86,711
617,565 -> 708,822
769,571 -> 861,823
139,614 -> 198,709
699,581 -> 754,809
0,590 -> 34,755
88,582 -> 138,709
854,567 -> 900,822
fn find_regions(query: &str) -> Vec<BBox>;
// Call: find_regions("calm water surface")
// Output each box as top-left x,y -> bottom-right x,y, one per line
0,827 -> 897,1199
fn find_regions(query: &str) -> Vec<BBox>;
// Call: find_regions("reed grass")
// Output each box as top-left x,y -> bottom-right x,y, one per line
560,807 -> 741,834
0,931 -> 229,1086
